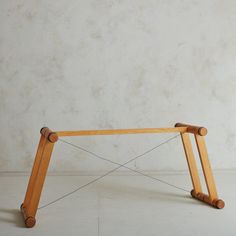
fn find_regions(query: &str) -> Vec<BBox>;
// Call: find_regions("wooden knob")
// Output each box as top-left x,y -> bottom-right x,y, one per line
40,127 -> 58,143
175,123 -> 208,136
20,203 -> 36,228
190,189 -> 195,197
48,132 -> 58,143
25,217 -> 36,228
197,127 -> 208,136
215,199 -> 225,209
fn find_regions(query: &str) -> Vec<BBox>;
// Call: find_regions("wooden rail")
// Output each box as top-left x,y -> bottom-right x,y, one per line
56,127 -> 187,137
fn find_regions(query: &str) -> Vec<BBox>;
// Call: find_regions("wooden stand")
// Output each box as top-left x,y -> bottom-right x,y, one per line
21,123 -> 224,228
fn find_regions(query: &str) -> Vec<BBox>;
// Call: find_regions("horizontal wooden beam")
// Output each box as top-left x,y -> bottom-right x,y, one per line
56,127 -> 187,137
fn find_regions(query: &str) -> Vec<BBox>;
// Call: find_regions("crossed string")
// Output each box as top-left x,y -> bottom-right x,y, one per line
38,134 -> 189,210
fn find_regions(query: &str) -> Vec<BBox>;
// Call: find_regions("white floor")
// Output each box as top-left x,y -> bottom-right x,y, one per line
0,171 -> 235,236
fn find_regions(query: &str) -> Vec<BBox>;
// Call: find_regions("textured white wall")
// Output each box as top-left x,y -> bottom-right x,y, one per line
0,0 -> 236,172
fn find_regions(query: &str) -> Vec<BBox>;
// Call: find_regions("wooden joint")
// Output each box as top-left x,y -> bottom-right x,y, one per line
190,190 -> 225,209
20,204 -> 36,228
175,123 -> 207,136
40,127 -> 58,143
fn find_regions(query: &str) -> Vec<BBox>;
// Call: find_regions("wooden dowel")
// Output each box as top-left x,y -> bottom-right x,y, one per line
180,133 -> 202,193
195,134 -> 218,201
175,123 -> 207,136
56,127 -> 187,137
191,190 -> 225,209
40,127 -> 58,143
27,141 -> 55,217
20,204 -> 36,228
22,135 -> 47,208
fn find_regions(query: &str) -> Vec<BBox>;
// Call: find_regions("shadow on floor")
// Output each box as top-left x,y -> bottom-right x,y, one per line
0,208 -> 25,228
92,181 -> 205,207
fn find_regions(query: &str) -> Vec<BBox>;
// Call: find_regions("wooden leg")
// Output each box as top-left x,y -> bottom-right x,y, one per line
180,133 -> 202,194
195,134 -> 217,200
27,141 -> 55,215
21,128 -> 58,227
191,134 -> 225,209
22,135 -> 47,208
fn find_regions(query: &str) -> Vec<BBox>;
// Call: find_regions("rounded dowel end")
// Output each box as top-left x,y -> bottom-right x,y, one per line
190,189 -> 195,197
20,203 -> 36,228
40,127 -> 58,143
190,190 -> 225,209
175,123 -> 182,127
198,127 -> 208,136
25,217 -> 36,228
175,123 -> 208,136
215,199 -> 225,209
48,132 -> 58,143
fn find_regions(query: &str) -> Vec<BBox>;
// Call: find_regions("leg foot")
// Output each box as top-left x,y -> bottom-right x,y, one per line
214,199 -> 225,209
190,189 -> 225,209
20,203 -> 36,228
190,189 -> 195,197
25,217 -> 36,228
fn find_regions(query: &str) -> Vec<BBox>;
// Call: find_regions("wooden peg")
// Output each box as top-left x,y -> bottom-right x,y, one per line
175,123 -> 207,136
180,133 -> 202,193
21,127 -> 57,228
191,190 -> 225,209
40,127 -> 58,143
20,204 -> 36,228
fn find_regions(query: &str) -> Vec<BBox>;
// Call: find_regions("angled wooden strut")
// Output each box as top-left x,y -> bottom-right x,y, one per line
175,123 -> 225,209
21,123 -> 224,228
21,128 -> 58,227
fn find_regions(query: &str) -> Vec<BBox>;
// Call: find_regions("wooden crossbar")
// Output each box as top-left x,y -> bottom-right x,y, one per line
20,123 -> 225,228
56,127 -> 187,136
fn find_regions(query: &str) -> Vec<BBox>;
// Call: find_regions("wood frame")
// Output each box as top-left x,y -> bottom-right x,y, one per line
21,123 -> 225,228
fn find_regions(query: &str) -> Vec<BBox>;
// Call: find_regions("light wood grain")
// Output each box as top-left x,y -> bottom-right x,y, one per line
23,135 -> 47,208
194,134 -> 218,200
56,127 -> 187,137
180,133 -> 202,193
191,190 -> 225,209
175,123 -> 207,136
27,141 -> 55,217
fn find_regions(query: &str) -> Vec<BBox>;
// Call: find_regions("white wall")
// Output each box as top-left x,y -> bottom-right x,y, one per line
0,0 -> 236,172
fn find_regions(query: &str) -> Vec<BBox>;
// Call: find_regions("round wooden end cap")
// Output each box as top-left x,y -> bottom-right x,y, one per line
40,127 -> 48,134
215,199 -> 225,209
190,189 -> 195,197
25,217 -> 36,228
48,132 -> 58,143
198,127 -> 208,136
